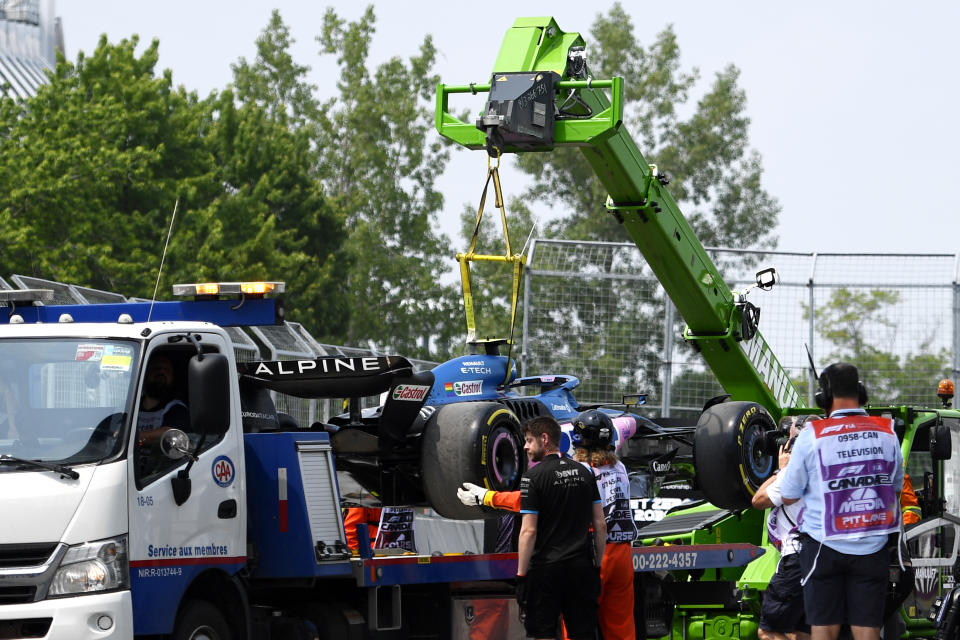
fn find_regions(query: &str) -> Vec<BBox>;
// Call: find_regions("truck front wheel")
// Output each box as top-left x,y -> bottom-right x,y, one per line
693,401 -> 776,510
173,600 -> 232,640
421,402 -> 526,520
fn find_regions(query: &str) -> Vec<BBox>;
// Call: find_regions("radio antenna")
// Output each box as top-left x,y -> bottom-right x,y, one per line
803,343 -> 821,403
148,199 -> 179,322
803,344 -> 820,379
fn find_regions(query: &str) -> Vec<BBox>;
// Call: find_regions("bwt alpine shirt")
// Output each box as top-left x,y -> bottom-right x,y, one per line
520,453 -> 602,565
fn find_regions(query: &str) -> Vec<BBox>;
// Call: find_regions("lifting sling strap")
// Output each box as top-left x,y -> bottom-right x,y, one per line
457,150 -> 526,384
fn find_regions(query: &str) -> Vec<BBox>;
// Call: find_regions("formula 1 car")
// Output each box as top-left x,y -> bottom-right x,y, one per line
236,342 -> 774,521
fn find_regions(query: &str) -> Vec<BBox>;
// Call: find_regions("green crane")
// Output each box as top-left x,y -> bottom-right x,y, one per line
436,17 -> 801,421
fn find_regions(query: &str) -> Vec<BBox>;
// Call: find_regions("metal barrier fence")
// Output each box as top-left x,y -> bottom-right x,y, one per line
0,274 -> 437,426
522,240 -> 960,421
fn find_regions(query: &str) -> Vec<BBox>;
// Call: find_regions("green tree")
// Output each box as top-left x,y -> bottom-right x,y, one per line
165,86 -> 348,340
0,36 -> 213,292
0,22 -> 350,343
230,11 -> 320,128
166,11 -> 349,341
809,288 -> 950,406
315,7 -> 460,359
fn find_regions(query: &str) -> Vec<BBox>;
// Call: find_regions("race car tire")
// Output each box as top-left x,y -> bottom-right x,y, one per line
421,401 -> 526,520
693,401 -> 776,510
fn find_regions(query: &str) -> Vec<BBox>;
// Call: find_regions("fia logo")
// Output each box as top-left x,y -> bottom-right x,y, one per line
212,456 -> 235,488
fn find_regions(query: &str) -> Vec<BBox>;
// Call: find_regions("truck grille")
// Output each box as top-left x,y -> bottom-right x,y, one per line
0,617 -> 52,638
0,585 -> 36,605
0,543 -> 57,569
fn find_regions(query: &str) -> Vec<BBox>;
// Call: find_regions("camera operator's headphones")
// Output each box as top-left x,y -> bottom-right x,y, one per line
571,410 -> 615,450
815,363 -> 868,410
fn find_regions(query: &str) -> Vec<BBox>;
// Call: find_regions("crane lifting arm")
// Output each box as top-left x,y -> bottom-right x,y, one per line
436,17 -> 803,419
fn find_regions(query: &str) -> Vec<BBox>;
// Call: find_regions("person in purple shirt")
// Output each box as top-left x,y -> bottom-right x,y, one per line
779,362 -> 903,640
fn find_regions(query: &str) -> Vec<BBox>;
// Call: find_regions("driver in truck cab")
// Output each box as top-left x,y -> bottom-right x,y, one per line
136,354 -> 189,445
135,353 -> 190,482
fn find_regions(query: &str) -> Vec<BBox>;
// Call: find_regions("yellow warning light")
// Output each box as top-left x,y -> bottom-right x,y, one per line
938,379 -> 955,408
240,282 -> 273,295
938,379 -> 955,396
173,281 -> 285,298
195,283 -> 220,295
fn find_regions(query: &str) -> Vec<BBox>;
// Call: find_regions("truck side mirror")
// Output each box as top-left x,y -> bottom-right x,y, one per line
931,423 -> 952,461
188,353 -> 231,437
160,429 -> 195,461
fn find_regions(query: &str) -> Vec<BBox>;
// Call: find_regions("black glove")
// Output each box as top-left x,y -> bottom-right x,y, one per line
515,574 -> 528,610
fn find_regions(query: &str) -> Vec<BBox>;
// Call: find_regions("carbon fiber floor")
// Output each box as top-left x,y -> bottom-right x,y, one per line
638,507 -> 731,538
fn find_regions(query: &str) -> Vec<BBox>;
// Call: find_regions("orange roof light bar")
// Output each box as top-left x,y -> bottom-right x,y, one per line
172,282 -> 285,297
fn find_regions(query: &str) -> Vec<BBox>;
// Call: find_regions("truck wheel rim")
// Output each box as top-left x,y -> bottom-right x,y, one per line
188,626 -> 221,640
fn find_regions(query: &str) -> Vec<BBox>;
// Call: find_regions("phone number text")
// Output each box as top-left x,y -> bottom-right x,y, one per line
633,551 -> 698,571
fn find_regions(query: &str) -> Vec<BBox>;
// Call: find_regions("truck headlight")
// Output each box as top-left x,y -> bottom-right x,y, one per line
48,536 -> 129,597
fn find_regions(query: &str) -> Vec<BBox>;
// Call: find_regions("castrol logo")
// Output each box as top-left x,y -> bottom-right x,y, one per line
392,384 -> 430,401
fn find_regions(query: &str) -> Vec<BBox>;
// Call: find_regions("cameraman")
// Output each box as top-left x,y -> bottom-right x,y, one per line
779,362 -> 903,640
753,416 -> 812,640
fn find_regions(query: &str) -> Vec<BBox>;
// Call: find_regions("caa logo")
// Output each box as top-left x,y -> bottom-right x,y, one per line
454,380 -> 483,397
212,456 -> 235,488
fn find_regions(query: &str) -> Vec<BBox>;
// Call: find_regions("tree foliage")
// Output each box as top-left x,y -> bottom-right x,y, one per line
0,36 -> 211,292
168,12 -> 349,340
808,288 -> 950,406
0,9 -> 462,358
314,7 -> 460,358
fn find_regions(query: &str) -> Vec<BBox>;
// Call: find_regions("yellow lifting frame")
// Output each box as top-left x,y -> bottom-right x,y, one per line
457,150 -> 526,382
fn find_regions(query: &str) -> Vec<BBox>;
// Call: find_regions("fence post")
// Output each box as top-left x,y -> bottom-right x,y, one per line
953,254 -> 960,408
662,299 -> 674,417
807,253 -> 818,406
521,240 -> 538,378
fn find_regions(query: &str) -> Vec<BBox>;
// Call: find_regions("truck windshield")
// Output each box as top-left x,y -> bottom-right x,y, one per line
0,338 -> 139,467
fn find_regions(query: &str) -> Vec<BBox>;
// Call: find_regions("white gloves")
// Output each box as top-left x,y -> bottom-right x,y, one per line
457,482 -> 489,507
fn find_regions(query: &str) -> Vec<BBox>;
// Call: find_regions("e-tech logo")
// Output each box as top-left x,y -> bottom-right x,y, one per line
454,380 -> 483,397
392,384 -> 430,402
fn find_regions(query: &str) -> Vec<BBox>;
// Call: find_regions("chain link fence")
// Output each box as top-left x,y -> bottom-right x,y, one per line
522,240 -> 960,422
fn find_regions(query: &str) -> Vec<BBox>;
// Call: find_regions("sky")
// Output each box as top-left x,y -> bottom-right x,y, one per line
52,1 -> 960,257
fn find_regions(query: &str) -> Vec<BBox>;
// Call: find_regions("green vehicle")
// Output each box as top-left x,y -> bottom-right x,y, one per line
437,17 -> 960,639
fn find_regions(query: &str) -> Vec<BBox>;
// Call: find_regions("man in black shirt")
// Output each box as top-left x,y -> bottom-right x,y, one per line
517,416 -> 606,640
